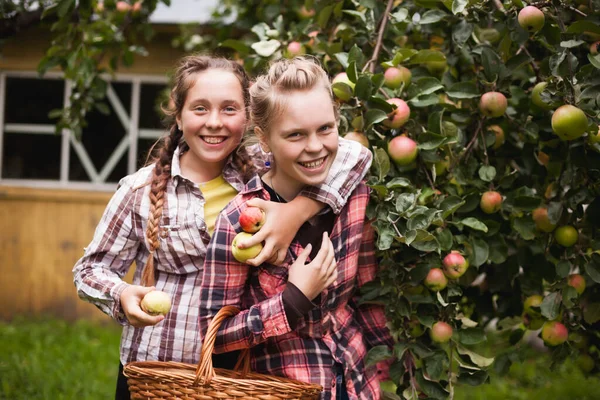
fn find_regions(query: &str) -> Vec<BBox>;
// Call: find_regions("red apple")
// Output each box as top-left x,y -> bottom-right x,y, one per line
388,135 -> 418,166
332,72 -> 355,102
296,5 -> 315,19
591,42 -> 600,55
568,274 -> 586,295
554,225 -> 578,247
479,92 -> 507,118
132,1 -> 142,13
383,98 -> 410,129
541,321 -> 568,346
518,6 -> 545,33
430,321 -> 453,343
116,1 -> 131,12
344,131 -> 369,148
239,206 -> 266,233
383,66 -> 411,89
424,268 -> 448,291
551,105 -> 589,141
442,251 -> 469,279
480,191 -> 502,214
532,207 -> 556,233
286,41 -> 306,58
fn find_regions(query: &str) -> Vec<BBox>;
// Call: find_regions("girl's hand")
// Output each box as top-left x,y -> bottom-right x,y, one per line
237,198 -> 310,266
287,232 -> 338,301
120,285 -> 165,327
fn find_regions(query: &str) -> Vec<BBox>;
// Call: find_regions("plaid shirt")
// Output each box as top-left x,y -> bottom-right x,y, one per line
199,177 -> 393,400
72,138 -> 372,366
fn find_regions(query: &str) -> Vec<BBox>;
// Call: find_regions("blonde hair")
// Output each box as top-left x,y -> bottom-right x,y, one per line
249,56 -> 338,136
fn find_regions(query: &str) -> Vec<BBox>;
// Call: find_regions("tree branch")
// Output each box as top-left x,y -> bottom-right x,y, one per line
364,0 -> 394,74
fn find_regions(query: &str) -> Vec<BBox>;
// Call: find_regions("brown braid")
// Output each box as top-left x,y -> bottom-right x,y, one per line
140,54 -> 253,286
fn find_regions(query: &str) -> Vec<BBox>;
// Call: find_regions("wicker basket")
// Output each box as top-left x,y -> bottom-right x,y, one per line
123,305 -> 323,399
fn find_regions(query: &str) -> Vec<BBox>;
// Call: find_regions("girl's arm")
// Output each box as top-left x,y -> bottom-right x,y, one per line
72,177 -> 143,325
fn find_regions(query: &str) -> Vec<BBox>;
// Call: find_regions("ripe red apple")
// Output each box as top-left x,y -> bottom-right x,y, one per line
487,125 -> 505,149
132,1 -> 142,13
232,232 -> 263,263
554,225 -> 578,247
383,98 -> 410,129
541,321 -> 568,346
532,207 -> 556,233
383,66 -> 412,89
479,92 -> 508,118
344,131 -> 369,148
424,268 -> 448,291
430,321 -> 453,343
480,191 -> 502,214
591,42 -> 600,55
531,82 -> 553,110
388,135 -> 418,166
116,1 -> 131,12
518,6 -> 545,33
239,206 -> 266,233
141,290 -> 171,316
442,251 -> 469,279
568,274 -> 586,295
286,41 -> 306,58
551,105 -> 589,141
332,72 -> 355,102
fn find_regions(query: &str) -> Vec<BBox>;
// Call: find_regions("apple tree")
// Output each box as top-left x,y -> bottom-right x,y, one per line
29,0 -> 600,398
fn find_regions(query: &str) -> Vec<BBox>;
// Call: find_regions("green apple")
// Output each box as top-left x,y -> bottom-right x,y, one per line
518,6 -> 545,33
232,232 -> 263,263
141,290 -> 172,316
531,82 -> 553,110
551,105 -> 589,141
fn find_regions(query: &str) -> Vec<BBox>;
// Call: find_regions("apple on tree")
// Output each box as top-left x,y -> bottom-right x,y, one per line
480,191 -> 502,214
531,82 -> 553,110
567,274 -> 586,295
285,41 -> 306,58
522,294 -> 544,330
383,66 -> 411,89
532,207 -> 556,233
541,321 -> 568,346
479,92 -> 508,118
424,268 -> 448,291
518,6 -> 545,33
442,251 -> 469,279
430,321 -> 453,343
383,98 -> 410,129
344,131 -> 369,148
554,225 -> 578,247
331,72 -> 355,102
387,135 -> 418,166
551,105 -> 589,141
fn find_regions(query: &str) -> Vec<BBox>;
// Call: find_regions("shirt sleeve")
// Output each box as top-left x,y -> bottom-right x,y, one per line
199,210 -> 293,353
72,178 -> 140,325
251,137 -> 373,214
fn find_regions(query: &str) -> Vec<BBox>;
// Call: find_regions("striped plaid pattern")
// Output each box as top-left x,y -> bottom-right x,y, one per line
199,177 -> 393,400
72,138 -> 372,366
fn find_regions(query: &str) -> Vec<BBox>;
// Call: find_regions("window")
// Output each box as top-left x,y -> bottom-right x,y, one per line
0,71 -> 168,190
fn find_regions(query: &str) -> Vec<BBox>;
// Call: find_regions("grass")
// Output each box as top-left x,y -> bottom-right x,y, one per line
1,317 -> 600,399
0,317 -> 121,400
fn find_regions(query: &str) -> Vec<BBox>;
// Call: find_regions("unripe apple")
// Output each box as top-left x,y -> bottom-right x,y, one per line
232,232 -> 263,263
286,41 -> 306,58
487,125 -> 505,149
479,92 -> 508,118
518,6 -> 545,33
524,294 -> 543,314
430,321 -> 453,343
532,207 -> 556,233
388,136 -> 418,166
383,98 -> 410,129
407,316 -> 425,337
95,1 -> 105,13
480,191 -> 502,214
344,131 -> 369,148
588,126 -> 600,144
442,251 -> 469,279
239,206 -> 266,233
332,72 -> 355,102
541,321 -> 568,346
434,159 -> 449,176
424,268 -> 448,291
523,294 -> 544,330
551,105 -> 589,141
554,225 -> 578,247
379,380 -> 398,394
383,66 -> 412,89
591,42 -> 600,55
568,274 -> 586,295
141,290 -> 171,316
531,82 -> 552,110
116,1 -> 131,12
425,60 -> 447,75
577,354 -> 595,373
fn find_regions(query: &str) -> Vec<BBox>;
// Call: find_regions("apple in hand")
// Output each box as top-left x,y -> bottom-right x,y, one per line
518,6 -> 545,33
442,251 -> 469,279
479,92 -> 507,118
141,290 -> 171,316
430,321 -> 453,343
232,232 -> 263,263
551,105 -> 589,141
239,206 -> 266,233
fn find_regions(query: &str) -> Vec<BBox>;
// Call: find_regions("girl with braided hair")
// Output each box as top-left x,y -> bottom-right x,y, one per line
73,54 -> 372,400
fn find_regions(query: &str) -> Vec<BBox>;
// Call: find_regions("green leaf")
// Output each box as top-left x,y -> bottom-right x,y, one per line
560,40 -> 585,48
373,147 -> 391,182
220,39 -> 251,54
481,47 -> 501,82
386,177 -> 411,188
415,370 -> 450,399
334,52 -> 349,69
423,351 -> 447,380
365,345 -> 393,366
408,77 -> 444,98
391,8 -> 409,22
478,165 -> 496,182
317,4 -> 334,28
547,202 -> 563,225
458,369 -> 489,386
364,109 -> 388,129
584,259 -> 600,283
409,50 -> 446,64
452,20 -> 473,45
452,0 -> 468,14
57,0 -> 75,18
584,303 -> 600,324
588,54 -> 600,70
436,229 -> 453,251
419,9 -> 447,24
470,237 -> 489,267
456,344 -> 494,367
555,260 -> 570,279
346,61 -> 358,83
251,40 -> 281,57
461,218 -> 488,232
540,292 -> 561,320
355,76 -> 373,100
417,132 -> 447,150
447,82 -> 479,99
396,193 -> 417,214
567,21 -> 600,35
513,217 -> 536,240
441,196 -> 466,219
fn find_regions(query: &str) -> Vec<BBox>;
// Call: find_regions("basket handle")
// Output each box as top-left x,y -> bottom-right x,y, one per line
194,305 -> 251,385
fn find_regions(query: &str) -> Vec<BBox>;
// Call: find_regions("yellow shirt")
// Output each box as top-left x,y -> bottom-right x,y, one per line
199,175 -> 237,235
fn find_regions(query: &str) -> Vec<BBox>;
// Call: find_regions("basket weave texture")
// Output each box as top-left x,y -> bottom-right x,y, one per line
124,305 -> 323,399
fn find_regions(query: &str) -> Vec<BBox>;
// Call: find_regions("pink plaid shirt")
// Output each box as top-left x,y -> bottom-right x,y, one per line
72,139 -> 372,366
199,177 -> 393,400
